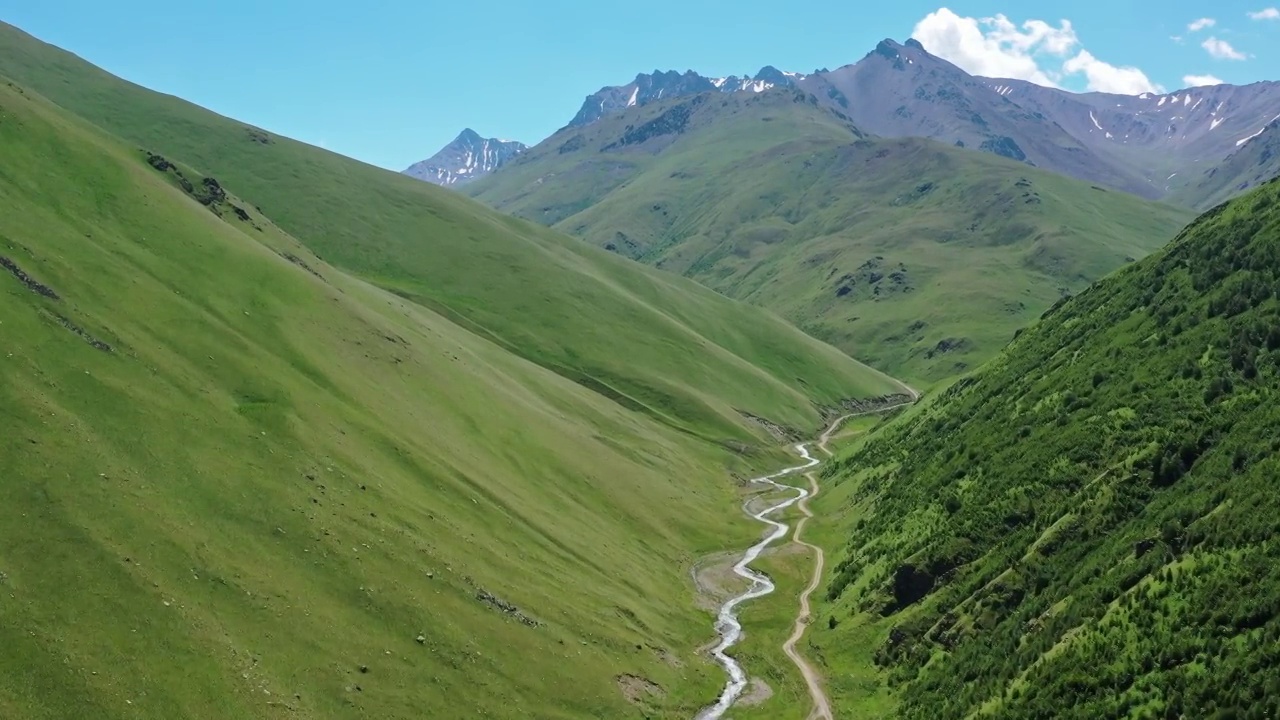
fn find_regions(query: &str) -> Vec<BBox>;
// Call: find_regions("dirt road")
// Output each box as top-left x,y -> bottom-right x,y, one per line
782,470 -> 834,720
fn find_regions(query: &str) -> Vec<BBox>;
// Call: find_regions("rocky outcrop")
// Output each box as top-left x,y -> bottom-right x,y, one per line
601,96 -> 705,151
828,394 -> 915,417
1,255 -> 59,299
476,588 -> 540,627
736,410 -> 802,442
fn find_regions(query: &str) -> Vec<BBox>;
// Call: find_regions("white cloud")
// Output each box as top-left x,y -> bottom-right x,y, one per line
911,8 -> 1071,86
1188,17 -> 1217,31
1248,7 -> 1280,20
1202,36 -> 1248,60
1183,73 -> 1225,86
1063,50 -> 1165,94
911,8 -> 1162,95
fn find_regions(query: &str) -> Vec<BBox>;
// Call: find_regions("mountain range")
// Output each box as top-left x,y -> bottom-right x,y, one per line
439,35 -> 1280,385
413,38 -> 1280,208
462,72 -> 1192,384
971,75 -> 1280,206
792,39 -> 1280,205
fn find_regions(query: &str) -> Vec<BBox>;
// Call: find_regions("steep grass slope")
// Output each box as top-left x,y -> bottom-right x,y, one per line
0,74 -> 887,719
809,178 -> 1280,718
468,89 -> 1192,384
0,22 -> 900,438
471,88 -> 867,226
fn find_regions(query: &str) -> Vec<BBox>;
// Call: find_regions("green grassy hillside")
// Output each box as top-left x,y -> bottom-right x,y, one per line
0,56 -> 897,720
807,178 -> 1280,718
0,22 -> 901,440
471,88 -> 866,226
468,89 -> 1193,385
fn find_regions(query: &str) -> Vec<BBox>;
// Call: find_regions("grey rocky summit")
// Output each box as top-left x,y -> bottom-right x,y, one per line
789,38 -> 1280,203
567,66 -> 811,128
402,129 -> 527,187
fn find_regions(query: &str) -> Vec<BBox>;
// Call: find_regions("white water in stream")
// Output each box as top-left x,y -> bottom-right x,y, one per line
695,443 -> 821,720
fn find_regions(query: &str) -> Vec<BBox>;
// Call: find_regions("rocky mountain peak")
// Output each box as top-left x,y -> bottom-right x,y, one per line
754,65 -> 792,85
566,65 -> 808,129
872,38 -> 905,59
403,130 -> 526,188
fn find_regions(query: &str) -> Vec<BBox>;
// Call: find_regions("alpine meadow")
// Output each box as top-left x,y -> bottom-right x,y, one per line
3,7 -> 1280,720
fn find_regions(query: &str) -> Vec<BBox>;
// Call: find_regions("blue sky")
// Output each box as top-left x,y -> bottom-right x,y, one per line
6,1 -> 1278,169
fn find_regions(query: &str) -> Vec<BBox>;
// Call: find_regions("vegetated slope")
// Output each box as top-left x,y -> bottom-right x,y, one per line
812,177 -> 1280,718
471,87 -> 866,226
0,21 -> 900,440
0,76 -> 871,720
469,88 -> 1192,384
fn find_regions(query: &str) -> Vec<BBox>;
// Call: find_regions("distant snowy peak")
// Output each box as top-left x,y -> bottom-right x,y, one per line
403,129 -> 527,187
568,66 -> 810,127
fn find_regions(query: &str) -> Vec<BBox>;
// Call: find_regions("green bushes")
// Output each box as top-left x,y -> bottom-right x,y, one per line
820,178 -> 1280,717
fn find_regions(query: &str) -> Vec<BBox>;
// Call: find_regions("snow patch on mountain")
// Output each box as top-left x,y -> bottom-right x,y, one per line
1236,113 -> 1280,147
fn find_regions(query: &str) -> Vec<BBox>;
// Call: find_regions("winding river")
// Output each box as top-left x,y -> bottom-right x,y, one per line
696,394 -> 919,719
695,442 -> 821,720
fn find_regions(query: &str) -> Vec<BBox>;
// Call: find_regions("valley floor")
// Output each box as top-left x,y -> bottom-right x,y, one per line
697,397 -> 918,719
